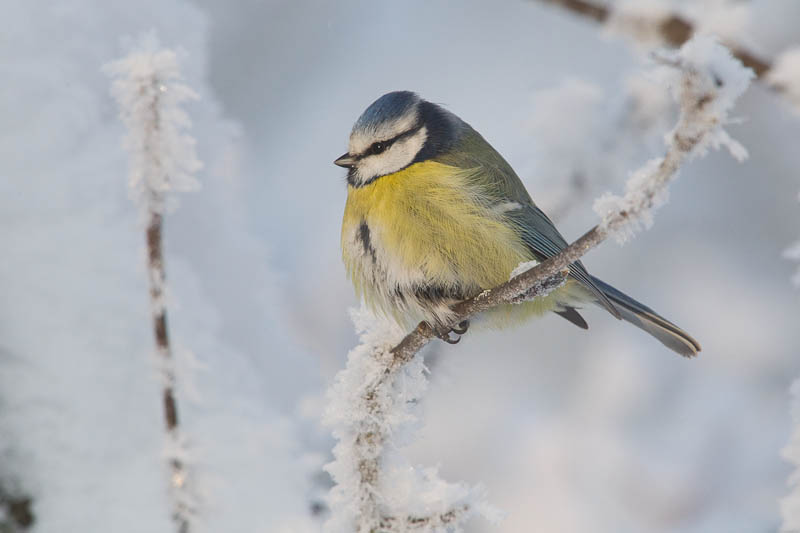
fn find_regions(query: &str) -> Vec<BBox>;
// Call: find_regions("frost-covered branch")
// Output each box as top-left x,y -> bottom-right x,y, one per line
326,35 -> 752,531
106,33 -> 201,533
594,37 -> 752,241
768,48 -> 800,116
530,0 -> 796,223
324,308 -> 500,532
535,0 -> 768,71
394,36 -> 752,364
533,0 -> 800,112
528,75 -> 673,222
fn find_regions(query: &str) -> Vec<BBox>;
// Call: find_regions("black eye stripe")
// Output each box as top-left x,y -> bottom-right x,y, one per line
358,123 -> 424,159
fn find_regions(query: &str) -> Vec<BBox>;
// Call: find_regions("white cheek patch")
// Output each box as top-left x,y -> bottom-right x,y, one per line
349,111 -> 420,155
353,126 -> 428,186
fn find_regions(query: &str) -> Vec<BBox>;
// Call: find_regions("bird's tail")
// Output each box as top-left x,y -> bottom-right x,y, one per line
590,275 -> 701,358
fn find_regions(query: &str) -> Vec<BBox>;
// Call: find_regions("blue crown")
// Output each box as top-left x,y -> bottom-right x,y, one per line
353,91 -> 421,134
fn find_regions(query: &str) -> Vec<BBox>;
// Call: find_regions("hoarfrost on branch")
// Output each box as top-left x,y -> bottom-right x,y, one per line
324,34 -> 754,532
594,35 -> 754,244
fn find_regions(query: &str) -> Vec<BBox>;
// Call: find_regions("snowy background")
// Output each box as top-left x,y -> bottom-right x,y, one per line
1,1 -> 799,532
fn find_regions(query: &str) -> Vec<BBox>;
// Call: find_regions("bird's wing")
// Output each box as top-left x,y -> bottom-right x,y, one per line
508,204 -> 620,318
438,124 -> 621,318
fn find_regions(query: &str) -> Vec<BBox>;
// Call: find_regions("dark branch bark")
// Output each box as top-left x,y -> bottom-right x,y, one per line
338,35 -> 749,531
146,211 -> 189,533
536,0 -> 772,78
389,50 -> 731,366
0,486 -> 34,531
542,0 -> 608,22
368,227 -> 607,528
147,212 -> 180,432
110,48 -> 196,533
390,227 -> 603,364
380,505 -> 471,530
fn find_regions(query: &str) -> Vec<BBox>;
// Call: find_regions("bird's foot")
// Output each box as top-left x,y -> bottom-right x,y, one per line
451,320 -> 470,335
435,328 -> 461,344
432,320 -> 470,344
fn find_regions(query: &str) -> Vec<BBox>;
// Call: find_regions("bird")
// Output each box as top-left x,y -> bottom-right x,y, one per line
335,91 -> 700,357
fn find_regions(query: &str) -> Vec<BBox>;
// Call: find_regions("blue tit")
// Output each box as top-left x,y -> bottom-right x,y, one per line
335,91 -> 700,357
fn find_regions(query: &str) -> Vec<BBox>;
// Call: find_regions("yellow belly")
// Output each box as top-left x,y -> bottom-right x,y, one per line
341,160 -> 573,327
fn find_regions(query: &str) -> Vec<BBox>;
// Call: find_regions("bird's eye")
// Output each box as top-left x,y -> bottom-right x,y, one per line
370,141 -> 387,155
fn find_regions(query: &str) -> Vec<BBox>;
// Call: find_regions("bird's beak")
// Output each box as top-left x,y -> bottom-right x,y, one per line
334,153 -> 355,168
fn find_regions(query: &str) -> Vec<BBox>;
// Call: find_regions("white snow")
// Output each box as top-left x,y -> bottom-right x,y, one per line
527,73 -> 674,222
526,79 -> 609,218
605,0 -> 673,47
106,34 -> 206,532
782,380 -> 800,531
105,32 -> 202,214
768,47 -> 800,114
3,2 -> 800,533
323,306 -> 500,531
624,71 -> 675,133
594,35 -> 754,243
0,3 -> 319,533
509,260 -> 540,280
685,0 -> 751,45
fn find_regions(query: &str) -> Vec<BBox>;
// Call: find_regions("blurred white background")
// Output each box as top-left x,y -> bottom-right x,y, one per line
1,1 -> 799,532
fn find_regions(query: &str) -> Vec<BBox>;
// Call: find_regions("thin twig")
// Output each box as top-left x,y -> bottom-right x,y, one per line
329,36 -> 752,531
535,0 -> 771,77
146,211 -> 189,533
147,212 -> 179,432
391,36 -> 751,369
106,37 -> 200,533
390,230 -> 597,364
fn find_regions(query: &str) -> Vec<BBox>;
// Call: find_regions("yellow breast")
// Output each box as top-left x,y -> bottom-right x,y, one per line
342,160 -> 565,326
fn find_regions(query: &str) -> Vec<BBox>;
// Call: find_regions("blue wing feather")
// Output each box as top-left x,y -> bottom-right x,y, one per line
437,124 -> 621,318
510,205 -> 621,319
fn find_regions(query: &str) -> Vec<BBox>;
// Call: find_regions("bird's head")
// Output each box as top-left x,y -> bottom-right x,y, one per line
334,91 -> 460,187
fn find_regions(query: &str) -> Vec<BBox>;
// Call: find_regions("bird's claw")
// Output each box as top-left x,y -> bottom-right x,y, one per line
432,320 -> 470,344
451,320 -> 470,335
440,333 -> 461,345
